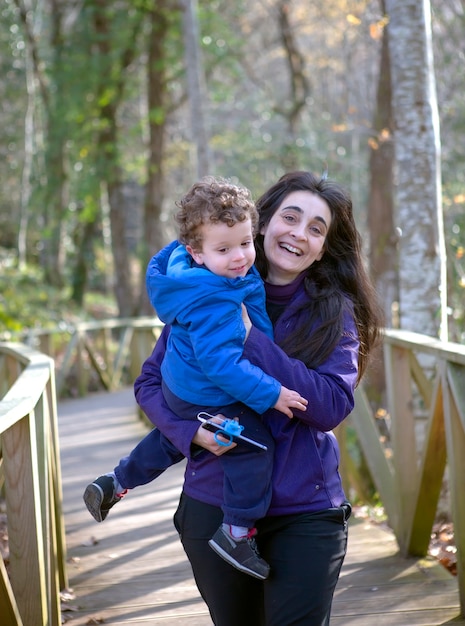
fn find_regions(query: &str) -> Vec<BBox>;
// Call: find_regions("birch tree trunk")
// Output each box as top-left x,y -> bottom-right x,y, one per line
15,0 -> 68,286
17,42 -> 35,270
385,0 -> 447,339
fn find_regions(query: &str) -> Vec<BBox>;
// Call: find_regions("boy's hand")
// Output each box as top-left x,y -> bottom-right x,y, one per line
274,386 -> 308,418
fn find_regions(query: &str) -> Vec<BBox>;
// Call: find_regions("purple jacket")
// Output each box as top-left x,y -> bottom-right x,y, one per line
134,281 -> 359,515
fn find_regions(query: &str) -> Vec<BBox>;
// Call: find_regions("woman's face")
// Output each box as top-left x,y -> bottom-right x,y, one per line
260,190 -> 331,285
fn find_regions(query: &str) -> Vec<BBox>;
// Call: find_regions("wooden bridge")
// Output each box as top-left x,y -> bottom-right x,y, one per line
1,320 -> 465,624
60,388 -> 463,626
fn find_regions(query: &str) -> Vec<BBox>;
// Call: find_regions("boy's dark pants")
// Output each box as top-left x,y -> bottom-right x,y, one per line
115,383 -> 274,528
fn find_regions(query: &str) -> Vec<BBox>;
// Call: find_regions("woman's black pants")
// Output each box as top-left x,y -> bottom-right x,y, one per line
174,492 -> 351,626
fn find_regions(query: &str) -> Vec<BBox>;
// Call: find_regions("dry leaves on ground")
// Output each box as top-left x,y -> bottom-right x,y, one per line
353,505 -> 457,576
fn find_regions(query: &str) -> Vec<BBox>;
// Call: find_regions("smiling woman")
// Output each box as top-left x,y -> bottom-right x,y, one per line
259,190 -> 330,284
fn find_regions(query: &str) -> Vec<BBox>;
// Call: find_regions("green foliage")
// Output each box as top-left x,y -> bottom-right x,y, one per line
0,264 -> 72,333
0,260 -> 116,336
0,0 -> 464,334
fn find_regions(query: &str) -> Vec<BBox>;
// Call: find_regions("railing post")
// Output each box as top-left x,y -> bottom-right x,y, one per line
1,343 -> 68,625
36,376 -> 64,624
46,365 -> 69,591
3,413 -> 49,625
384,342 -> 417,552
444,362 -> 465,614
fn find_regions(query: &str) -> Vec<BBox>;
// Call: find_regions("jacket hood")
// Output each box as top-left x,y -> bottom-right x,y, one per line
146,241 -> 262,325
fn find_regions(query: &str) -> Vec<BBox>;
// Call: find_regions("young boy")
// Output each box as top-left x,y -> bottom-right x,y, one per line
83,177 -> 307,580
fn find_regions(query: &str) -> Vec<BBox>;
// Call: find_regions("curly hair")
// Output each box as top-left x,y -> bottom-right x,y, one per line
175,176 -> 258,251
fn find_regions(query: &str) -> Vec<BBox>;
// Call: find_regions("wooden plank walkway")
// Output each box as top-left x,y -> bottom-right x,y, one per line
58,389 -> 465,626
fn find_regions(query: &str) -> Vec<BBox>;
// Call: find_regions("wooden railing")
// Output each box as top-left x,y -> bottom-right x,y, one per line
2,320 -> 464,616
1,317 -> 164,398
348,329 -> 465,614
0,343 -> 68,626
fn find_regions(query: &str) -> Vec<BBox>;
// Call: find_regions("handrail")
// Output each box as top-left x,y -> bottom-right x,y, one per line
349,328 -> 465,614
0,342 -> 67,626
383,328 -> 465,363
1,317 -> 164,398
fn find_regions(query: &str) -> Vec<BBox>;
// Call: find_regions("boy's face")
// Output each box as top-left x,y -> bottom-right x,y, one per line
187,218 -> 256,279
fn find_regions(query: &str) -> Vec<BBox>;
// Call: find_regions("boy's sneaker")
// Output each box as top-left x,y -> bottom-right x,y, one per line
208,525 -> 270,580
83,475 -> 127,523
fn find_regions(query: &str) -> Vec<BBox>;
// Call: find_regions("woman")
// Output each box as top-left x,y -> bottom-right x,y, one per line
134,170 -> 382,625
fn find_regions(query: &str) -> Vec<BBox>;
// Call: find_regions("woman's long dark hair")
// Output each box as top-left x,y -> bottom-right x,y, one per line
254,171 -> 383,383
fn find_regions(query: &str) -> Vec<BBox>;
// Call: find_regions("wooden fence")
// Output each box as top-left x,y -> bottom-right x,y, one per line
0,343 -> 67,626
1,320 -> 464,617
348,329 -> 465,613
3,317 -> 164,398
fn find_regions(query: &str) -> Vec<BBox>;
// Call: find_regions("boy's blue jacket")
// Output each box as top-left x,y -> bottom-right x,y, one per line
135,273 -> 360,516
146,240 -> 281,414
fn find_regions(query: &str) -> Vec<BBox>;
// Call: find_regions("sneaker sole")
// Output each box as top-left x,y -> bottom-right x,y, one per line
83,483 -> 105,523
208,538 -> 269,580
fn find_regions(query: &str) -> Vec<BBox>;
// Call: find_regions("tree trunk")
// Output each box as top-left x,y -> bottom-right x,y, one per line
138,1 -> 171,315
182,0 -> 211,178
17,48 -> 35,270
15,0 -> 67,286
385,0 -> 447,339
92,0 -> 143,317
366,1 -> 397,401
42,115 -> 67,287
70,219 -> 98,306
368,3 -> 397,327
107,176 -> 134,316
276,0 -> 310,170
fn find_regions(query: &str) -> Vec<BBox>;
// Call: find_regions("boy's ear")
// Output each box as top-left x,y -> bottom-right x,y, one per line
186,244 -> 203,265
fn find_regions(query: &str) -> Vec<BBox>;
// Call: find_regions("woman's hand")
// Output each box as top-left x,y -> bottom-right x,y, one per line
192,415 -> 237,456
241,304 -> 252,340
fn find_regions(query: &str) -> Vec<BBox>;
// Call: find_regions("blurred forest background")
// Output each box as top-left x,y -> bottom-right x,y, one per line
0,0 -> 464,342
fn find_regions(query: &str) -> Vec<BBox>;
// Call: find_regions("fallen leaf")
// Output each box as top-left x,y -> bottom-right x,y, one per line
68,556 -> 81,563
60,588 -> 76,602
61,604 -> 80,612
82,536 -> 99,547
